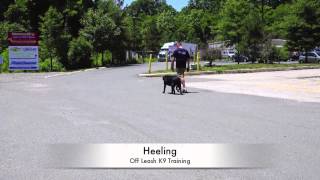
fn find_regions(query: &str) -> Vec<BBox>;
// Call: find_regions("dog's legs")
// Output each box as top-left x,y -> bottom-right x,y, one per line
163,84 -> 166,94
171,85 -> 175,94
178,85 -> 183,95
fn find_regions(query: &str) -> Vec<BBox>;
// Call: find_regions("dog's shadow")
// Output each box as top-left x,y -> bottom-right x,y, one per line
184,91 -> 200,94
165,91 -> 200,95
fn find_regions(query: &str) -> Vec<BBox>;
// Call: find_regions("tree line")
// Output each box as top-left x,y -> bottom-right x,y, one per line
0,0 -> 320,71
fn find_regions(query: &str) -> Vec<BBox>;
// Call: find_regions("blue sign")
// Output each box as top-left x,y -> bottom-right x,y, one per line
9,46 -> 39,70
0,55 -> 3,64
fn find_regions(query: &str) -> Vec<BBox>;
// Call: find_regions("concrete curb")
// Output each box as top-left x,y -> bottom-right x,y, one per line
139,66 -> 320,77
44,67 -> 107,79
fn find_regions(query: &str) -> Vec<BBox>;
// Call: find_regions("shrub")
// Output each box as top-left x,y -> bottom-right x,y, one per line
279,47 -> 289,61
39,58 -> 65,72
0,49 -> 9,73
68,37 -> 93,69
205,48 -> 222,66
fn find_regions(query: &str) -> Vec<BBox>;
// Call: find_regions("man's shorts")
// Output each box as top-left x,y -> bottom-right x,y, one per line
176,68 -> 186,77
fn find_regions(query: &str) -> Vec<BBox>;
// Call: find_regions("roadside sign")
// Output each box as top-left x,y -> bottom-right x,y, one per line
8,32 -> 39,46
8,32 -> 39,71
9,46 -> 39,70
0,55 -> 3,64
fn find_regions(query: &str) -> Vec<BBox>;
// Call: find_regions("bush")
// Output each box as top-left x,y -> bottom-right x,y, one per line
0,49 -> 9,73
279,47 -> 289,61
68,37 -> 93,69
39,58 -> 65,72
0,22 -> 25,49
205,48 -> 222,66
268,47 -> 289,63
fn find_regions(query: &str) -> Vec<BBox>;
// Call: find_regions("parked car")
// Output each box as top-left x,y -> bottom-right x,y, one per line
290,51 -> 300,61
233,53 -> 249,63
299,51 -> 320,63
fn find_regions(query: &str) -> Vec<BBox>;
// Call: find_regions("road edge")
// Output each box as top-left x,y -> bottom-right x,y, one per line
138,66 -> 320,77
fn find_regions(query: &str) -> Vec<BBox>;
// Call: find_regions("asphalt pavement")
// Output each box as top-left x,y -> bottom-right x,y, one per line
0,63 -> 319,179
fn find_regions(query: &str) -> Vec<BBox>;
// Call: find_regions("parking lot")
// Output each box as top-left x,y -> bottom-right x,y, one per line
188,69 -> 320,103
1,65 -> 320,179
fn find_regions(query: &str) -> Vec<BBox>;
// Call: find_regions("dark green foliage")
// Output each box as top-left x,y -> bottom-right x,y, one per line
286,0 -> 320,53
39,7 -> 71,69
68,37 -> 93,69
0,22 -> 26,48
187,0 -> 225,13
175,9 -> 216,48
40,58 -> 65,72
3,0 -> 30,30
0,0 -> 14,21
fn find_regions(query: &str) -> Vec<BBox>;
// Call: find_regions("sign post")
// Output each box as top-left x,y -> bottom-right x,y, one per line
7,32 -> 39,71
165,51 -> 169,71
0,55 -> 3,73
197,51 -> 200,71
148,54 -> 152,74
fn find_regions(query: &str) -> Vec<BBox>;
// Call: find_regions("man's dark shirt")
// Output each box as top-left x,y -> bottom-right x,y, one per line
173,48 -> 190,69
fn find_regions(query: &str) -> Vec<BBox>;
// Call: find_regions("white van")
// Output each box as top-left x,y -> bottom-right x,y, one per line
158,42 -> 198,62
158,42 -> 175,62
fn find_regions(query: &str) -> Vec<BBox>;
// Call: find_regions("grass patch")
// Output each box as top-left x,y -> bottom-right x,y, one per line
152,63 -> 320,74
203,63 -> 320,72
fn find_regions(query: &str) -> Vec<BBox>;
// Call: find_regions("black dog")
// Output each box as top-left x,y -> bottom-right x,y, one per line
163,75 -> 183,95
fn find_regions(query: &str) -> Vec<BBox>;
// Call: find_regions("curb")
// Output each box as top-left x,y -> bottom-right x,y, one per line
44,67 -> 107,79
139,66 -> 320,77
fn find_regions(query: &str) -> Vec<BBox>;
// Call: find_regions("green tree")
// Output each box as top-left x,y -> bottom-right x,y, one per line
238,10 -> 265,63
80,8 -> 118,65
156,10 -> 178,44
68,37 -> 93,69
98,0 -> 128,64
0,0 -> 14,21
141,16 -> 161,51
4,0 -> 30,29
0,22 -> 25,50
175,9 -> 215,47
286,0 -> 320,57
269,3 -> 294,38
217,0 -> 252,45
125,0 -> 175,52
40,7 -> 70,70
126,0 -> 173,17
187,0 -> 225,13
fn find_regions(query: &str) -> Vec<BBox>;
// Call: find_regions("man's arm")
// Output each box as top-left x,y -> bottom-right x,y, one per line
171,58 -> 175,72
187,58 -> 190,72
187,51 -> 191,72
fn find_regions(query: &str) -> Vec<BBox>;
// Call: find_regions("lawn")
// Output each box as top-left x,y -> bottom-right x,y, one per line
152,63 -> 320,74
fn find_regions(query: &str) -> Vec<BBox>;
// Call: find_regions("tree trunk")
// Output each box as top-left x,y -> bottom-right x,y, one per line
50,53 -> 53,72
305,51 -> 308,63
101,51 -> 104,66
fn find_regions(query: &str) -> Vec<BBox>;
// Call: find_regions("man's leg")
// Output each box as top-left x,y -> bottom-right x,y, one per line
181,75 -> 186,89
177,68 -> 187,92
181,72 -> 187,93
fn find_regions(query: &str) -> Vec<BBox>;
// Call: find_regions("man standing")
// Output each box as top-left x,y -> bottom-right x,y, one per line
172,41 -> 190,93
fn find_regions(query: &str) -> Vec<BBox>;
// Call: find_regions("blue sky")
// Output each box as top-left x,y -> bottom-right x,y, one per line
124,0 -> 188,11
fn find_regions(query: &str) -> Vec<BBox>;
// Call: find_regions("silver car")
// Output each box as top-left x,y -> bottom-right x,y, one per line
299,51 -> 320,63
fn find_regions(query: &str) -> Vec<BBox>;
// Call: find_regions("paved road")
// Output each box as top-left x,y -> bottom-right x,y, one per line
0,63 -> 319,180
